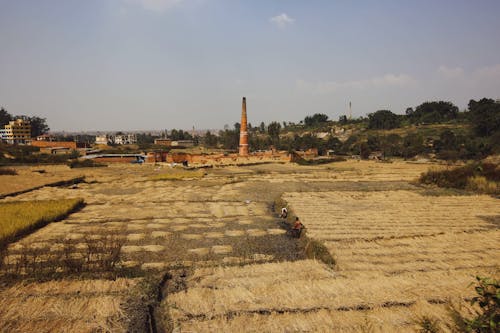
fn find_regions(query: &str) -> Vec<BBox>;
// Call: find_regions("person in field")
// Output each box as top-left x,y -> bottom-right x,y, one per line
280,207 -> 288,219
291,217 -> 304,238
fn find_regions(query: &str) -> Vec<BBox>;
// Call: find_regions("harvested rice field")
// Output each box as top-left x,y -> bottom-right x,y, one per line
0,160 -> 498,332
0,278 -> 141,332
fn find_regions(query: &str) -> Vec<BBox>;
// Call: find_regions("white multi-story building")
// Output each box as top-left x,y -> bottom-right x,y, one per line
114,134 -> 137,145
0,129 -> 8,141
95,133 -> 137,145
2,119 -> 31,144
95,134 -> 113,145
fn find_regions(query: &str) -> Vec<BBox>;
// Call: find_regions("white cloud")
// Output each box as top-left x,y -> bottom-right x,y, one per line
473,64 -> 500,80
296,74 -> 416,94
126,0 -> 184,12
270,13 -> 295,29
437,65 -> 464,79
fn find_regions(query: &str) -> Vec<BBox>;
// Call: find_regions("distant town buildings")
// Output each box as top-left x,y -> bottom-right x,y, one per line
114,134 -> 137,145
95,134 -> 113,145
171,140 -> 194,147
36,134 -> 56,141
95,133 -> 137,145
154,138 -> 173,146
0,119 -> 31,144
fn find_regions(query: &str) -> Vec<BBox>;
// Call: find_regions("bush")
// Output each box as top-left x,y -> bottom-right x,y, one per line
449,276 -> 499,333
416,316 -> 441,333
466,176 -> 499,194
68,159 -> 107,168
419,162 -> 499,194
304,239 -> 336,267
0,168 -> 17,175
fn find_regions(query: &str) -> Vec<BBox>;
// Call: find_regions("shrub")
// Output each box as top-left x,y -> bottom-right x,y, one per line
419,162 -> 499,194
449,276 -> 499,332
0,168 -> 17,175
466,176 -> 498,194
416,316 -> 441,333
304,239 -> 336,267
68,159 -> 107,168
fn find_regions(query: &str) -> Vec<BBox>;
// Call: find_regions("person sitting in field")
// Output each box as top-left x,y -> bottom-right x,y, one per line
280,207 -> 288,219
291,217 -> 304,238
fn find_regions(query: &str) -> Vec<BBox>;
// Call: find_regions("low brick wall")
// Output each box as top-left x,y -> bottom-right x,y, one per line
31,141 -> 78,149
93,156 -> 137,163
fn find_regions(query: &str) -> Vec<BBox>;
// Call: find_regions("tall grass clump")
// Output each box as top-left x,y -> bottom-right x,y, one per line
0,199 -> 84,248
68,159 -> 107,168
419,162 -> 499,195
150,169 -> 205,181
0,168 -> 17,175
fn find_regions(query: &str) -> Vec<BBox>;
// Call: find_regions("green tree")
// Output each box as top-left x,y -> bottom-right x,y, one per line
338,115 -> 348,125
169,129 -> 193,140
258,122 -> 266,134
382,134 -> 403,157
0,107 -> 12,127
27,116 -> 50,137
218,128 -> 239,150
325,136 -> 342,152
203,131 -> 218,147
402,133 -> 424,159
468,98 -> 500,137
268,121 -> 281,147
368,110 -> 400,129
304,113 -> 329,127
409,101 -> 459,124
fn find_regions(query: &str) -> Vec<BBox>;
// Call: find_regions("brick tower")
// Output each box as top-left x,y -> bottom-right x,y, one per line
239,97 -> 249,156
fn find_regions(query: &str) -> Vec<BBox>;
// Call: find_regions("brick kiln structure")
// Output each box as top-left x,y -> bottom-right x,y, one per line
140,97 -> 315,166
239,97 -> 249,156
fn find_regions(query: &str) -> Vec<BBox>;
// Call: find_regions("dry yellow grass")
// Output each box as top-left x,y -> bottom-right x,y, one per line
0,278 -> 139,333
180,300 -> 478,333
284,191 -> 498,242
149,168 -> 205,181
0,165 -> 86,196
3,160 -> 491,332
0,199 -> 83,245
165,260 -> 495,332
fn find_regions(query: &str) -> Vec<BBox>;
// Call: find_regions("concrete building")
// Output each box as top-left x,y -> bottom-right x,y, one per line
154,138 -> 173,146
36,134 -> 56,141
2,119 -> 31,144
95,134 -> 137,145
0,129 -> 7,142
95,134 -> 113,145
114,134 -> 137,145
171,140 -> 194,147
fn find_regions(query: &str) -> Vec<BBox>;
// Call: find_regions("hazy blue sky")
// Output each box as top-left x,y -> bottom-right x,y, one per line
1,0 -> 500,131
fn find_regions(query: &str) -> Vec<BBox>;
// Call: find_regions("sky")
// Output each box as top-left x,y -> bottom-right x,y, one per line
1,0 -> 500,132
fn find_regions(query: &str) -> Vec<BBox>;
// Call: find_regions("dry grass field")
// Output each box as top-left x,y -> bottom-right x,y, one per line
0,278 -> 140,332
0,165 -> 86,196
0,159 -> 497,332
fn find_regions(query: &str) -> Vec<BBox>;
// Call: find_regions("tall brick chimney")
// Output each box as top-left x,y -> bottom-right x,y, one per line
239,97 -> 249,156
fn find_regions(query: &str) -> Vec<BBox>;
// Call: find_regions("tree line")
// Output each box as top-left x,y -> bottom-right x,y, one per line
200,98 -> 499,160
